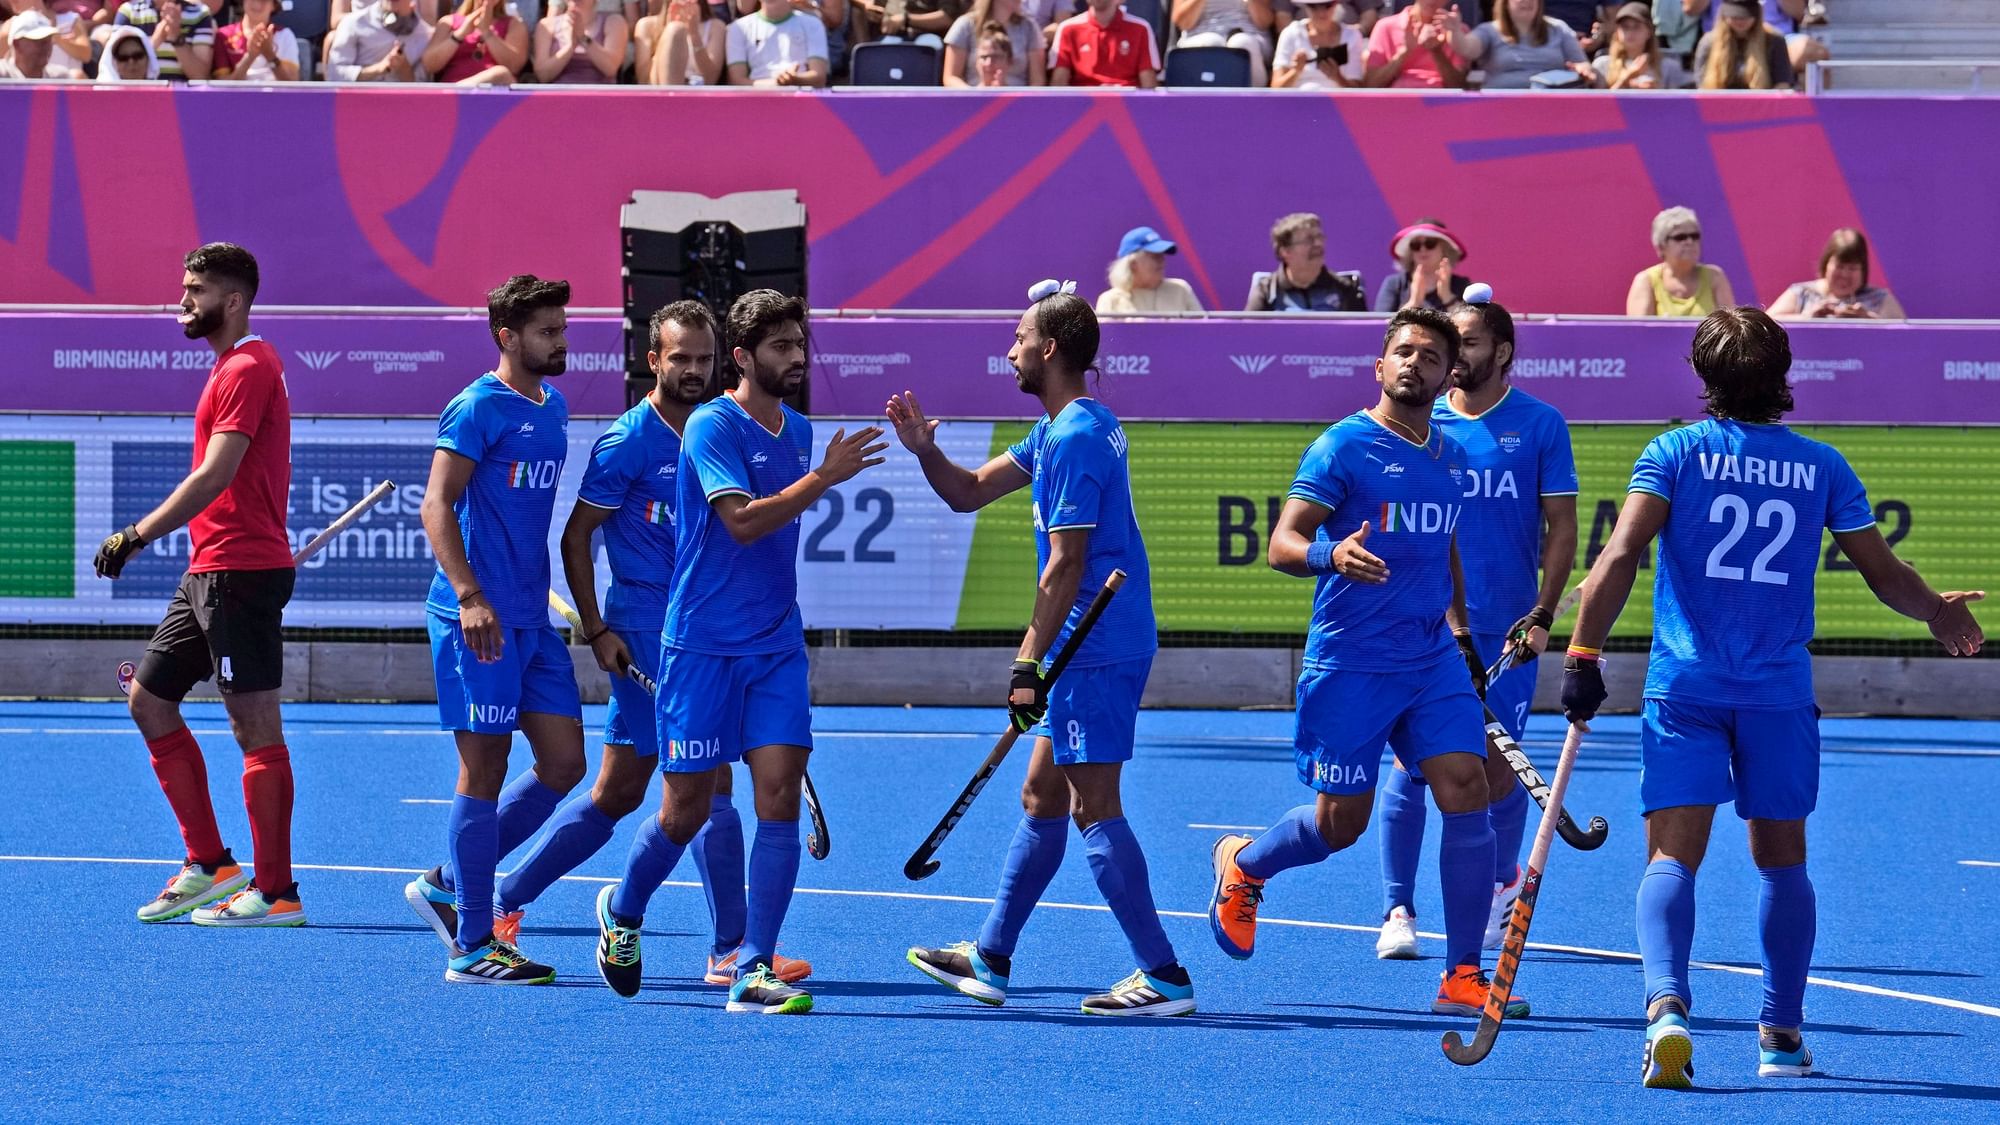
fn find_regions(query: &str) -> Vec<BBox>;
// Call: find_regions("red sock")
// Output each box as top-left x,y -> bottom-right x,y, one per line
243,744 -> 295,896
147,728 -> 226,865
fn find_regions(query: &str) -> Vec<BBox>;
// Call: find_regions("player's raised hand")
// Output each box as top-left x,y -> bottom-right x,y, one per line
1928,590 -> 1985,656
459,592 -> 504,664
817,426 -> 889,485
1333,520 -> 1389,583
885,391 -> 940,455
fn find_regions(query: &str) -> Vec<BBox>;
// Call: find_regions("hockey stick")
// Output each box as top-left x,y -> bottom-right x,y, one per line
1442,720 -> 1586,1066
117,480 -> 397,697
1478,578 -> 1607,850
548,589 -> 829,862
903,568 -> 1127,882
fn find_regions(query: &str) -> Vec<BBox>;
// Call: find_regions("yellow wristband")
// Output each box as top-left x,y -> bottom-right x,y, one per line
1566,644 -> 1601,658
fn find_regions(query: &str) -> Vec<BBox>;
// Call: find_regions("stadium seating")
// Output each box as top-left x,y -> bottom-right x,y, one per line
849,42 -> 943,87
1163,45 -> 1252,88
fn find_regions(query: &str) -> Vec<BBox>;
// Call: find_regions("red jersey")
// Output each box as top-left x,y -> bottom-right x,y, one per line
1054,9 -> 1159,87
189,336 -> 293,573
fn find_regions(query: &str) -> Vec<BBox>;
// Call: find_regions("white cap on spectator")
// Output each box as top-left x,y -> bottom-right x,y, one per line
1390,221 -> 1467,263
9,11 -> 59,41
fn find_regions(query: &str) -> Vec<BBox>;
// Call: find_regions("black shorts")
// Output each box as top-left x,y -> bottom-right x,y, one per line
136,568 -> 295,701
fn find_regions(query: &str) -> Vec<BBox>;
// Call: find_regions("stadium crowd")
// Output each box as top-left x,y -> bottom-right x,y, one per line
0,0 -> 1827,89
1096,217 -> 1905,318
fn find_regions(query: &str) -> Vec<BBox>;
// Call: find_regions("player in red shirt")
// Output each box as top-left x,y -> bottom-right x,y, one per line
1051,0 -> 1159,87
94,243 -> 304,928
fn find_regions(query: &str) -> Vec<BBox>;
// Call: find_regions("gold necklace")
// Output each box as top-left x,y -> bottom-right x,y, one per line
1370,408 -> 1434,453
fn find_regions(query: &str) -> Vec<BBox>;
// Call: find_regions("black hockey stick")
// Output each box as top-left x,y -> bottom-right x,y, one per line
550,590 -> 831,862
903,569 -> 1126,882
1442,721 -> 1586,1066
1480,581 -> 1607,850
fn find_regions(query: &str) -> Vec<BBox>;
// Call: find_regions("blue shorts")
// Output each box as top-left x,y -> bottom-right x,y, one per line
1030,655 -> 1153,766
1475,631 -> 1536,744
656,646 -> 813,774
1295,655 -> 1486,796
603,626 -> 663,756
428,614 -> 582,734
1640,698 -> 1820,821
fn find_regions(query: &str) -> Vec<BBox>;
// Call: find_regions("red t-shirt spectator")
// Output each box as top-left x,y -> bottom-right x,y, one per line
189,336 -> 293,573
1054,8 -> 1158,87
1364,6 -> 1464,88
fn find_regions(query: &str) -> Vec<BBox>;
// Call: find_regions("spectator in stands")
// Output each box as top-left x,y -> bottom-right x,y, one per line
1051,0 -> 1157,86
725,0 -> 827,85
424,0 -> 528,82
3,0 -> 88,75
1363,0 -> 1466,88
1462,0 -> 1595,87
328,0 -> 432,79
1172,0 -> 1273,89
0,9 -> 61,74
1246,212 -> 1368,312
1625,205 -> 1735,316
1595,3 -> 1686,88
1769,228 -> 1906,320
531,0 -> 627,81
854,0 -> 962,51
1693,0 -> 1788,89
944,0 -> 1044,85
1699,0 -> 1823,81
212,0 -> 301,80
328,0 -> 440,32
94,21 -> 158,76
52,0 -> 115,31
739,0 -> 844,80
972,22 -> 1014,81
1650,0 -> 1699,70
1098,226 -> 1203,316
634,0 -> 723,82
1271,0 -> 1362,87
1374,219 -> 1472,311
1542,0 -> 1609,51
112,0 -> 212,78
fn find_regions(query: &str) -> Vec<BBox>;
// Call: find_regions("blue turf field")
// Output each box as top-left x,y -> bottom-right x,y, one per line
4,701 -> 1998,1122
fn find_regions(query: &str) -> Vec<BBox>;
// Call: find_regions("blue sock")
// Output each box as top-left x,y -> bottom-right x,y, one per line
1489,782 -> 1529,886
739,819 -> 802,972
438,773 -> 565,893
446,794 -> 498,950
1637,858 -> 1697,1011
1236,804 -> 1334,880
691,794 -> 747,954
1757,863 -> 1816,1029
1439,809 -> 1496,969
977,814 -> 1069,959
1081,817 -> 1178,973
610,811 -> 687,922
1378,767 -> 1427,917
495,795 -> 617,913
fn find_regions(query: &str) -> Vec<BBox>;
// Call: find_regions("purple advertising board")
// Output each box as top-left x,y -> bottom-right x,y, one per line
5,311 -> 1996,423
2,87 -> 1998,321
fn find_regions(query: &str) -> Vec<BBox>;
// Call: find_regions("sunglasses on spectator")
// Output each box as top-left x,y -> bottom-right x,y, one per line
1666,231 -> 1701,243
114,49 -> 147,61
1409,238 -> 1443,251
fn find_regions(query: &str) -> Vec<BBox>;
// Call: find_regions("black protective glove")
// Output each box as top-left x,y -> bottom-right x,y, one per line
1455,631 -> 1487,700
1504,605 -> 1556,665
1007,658 -> 1048,733
94,524 -> 145,579
1561,653 -> 1607,724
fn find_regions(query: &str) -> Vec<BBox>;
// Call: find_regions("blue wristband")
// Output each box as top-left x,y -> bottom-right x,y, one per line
1306,539 -> 1337,574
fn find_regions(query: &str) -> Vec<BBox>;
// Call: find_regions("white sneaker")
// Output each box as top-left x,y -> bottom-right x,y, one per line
1485,869 -> 1524,950
1376,905 -> 1419,960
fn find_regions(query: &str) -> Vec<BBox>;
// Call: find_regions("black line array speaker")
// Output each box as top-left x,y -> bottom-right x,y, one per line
620,189 -> 808,410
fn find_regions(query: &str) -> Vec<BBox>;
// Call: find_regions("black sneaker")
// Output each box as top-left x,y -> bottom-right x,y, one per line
906,940 -> 1010,1005
595,884 -> 643,997
1080,968 -> 1196,1017
444,937 -> 555,985
403,865 -> 458,948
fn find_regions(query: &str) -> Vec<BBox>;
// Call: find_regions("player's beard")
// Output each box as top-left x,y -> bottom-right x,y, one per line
180,303 -> 224,340
525,347 -> 567,377
750,361 -> 805,398
659,370 -> 707,406
1453,355 -> 1498,394
1384,365 -> 1439,407
1012,360 -> 1043,396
